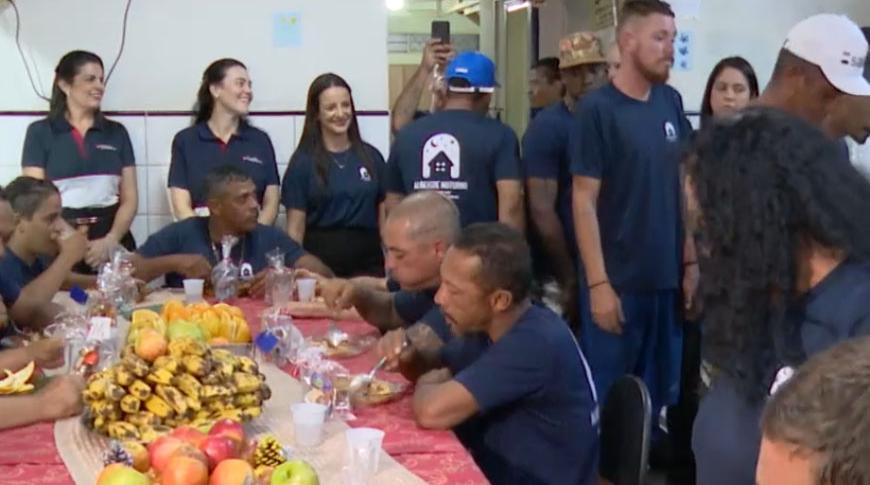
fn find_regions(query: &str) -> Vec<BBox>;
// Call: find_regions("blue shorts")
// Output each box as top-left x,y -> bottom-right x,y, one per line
578,288 -> 683,414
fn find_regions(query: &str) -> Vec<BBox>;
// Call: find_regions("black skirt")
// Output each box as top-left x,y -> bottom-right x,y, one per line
63,204 -> 136,274
303,227 -> 384,278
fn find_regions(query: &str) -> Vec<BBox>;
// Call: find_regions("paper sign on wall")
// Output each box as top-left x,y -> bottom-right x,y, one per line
674,30 -> 693,71
273,12 -> 302,47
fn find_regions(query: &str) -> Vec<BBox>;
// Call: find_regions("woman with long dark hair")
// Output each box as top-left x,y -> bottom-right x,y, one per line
281,73 -> 386,277
21,50 -> 138,271
688,108 -> 870,485
168,59 -> 280,224
700,56 -> 759,127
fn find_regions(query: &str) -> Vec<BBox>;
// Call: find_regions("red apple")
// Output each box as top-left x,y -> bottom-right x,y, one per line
210,458 -> 254,485
171,425 -> 208,447
199,435 -> 239,471
147,435 -> 185,474
161,453 -> 208,485
209,419 -> 246,448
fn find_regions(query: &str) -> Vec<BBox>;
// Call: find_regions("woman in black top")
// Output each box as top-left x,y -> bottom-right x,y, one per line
21,51 -> 138,271
282,73 -> 386,277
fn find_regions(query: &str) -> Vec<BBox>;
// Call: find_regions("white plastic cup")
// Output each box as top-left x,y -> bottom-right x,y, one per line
296,278 -> 317,303
291,402 -> 329,447
183,279 -> 205,303
345,427 -> 385,484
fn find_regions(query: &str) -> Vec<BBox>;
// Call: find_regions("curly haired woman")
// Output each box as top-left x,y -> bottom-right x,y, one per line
687,107 -> 870,485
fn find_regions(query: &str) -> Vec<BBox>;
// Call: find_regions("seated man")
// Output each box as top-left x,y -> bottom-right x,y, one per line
1,177 -> 95,287
757,336 -> 870,485
0,185 -> 88,336
0,335 -> 85,429
320,191 -> 459,335
389,223 -> 600,485
133,165 -> 332,287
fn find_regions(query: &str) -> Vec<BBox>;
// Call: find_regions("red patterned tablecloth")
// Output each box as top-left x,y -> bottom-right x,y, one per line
0,298 -> 488,485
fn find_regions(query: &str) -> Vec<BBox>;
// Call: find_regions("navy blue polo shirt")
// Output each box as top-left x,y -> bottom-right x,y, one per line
570,83 -> 690,291
386,110 -> 522,227
168,121 -> 280,208
393,287 -> 437,326
448,305 -> 599,485
21,116 -> 135,209
137,217 -> 305,287
0,274 -> 21,308
522,100 -> 576,256
693,260 -> 870,485
281,145 -> 386,230
0,249 -> 47,289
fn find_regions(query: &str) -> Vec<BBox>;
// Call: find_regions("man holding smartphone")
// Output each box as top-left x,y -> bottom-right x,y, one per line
390,24 -> 455,134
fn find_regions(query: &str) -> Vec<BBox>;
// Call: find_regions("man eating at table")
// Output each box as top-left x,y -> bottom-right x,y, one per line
320,191 -> 459,337
132,165 -> 332,287
407,223 -> 600,485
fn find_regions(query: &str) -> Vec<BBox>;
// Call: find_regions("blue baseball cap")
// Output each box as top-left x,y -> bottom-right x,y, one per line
445,51 -> 499,93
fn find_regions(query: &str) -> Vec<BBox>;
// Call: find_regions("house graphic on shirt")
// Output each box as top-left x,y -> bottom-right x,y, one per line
422,133 -> 461,179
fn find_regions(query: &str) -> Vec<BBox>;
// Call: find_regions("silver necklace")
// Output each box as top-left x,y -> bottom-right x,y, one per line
331,150 -> 350,169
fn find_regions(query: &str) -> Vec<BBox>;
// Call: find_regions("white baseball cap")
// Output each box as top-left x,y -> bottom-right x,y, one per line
783,14 -> 870,96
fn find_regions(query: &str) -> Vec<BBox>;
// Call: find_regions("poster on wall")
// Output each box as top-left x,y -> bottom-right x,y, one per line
273,12 -> 302,47
592,0 -> 616,30
674,30 -> 693,71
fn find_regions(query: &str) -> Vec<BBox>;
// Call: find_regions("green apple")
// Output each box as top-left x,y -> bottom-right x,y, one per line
270,460 -> 319,485
167,321 -> 205,342
96,463 -> 151,485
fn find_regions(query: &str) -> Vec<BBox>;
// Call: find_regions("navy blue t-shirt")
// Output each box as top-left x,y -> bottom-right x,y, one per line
450,305 -> 599,485
386,110 -> 521,227
137,217 -> 305,287
522,101 -> 576,256
0,249 -> 48,289
22,116 -> 135,209
571,83 -> 690,291
281,145 -> 386,230
693,260 -> 870,485
0,274 -> 21,308
169,122 -> 280,208
393,288 -> 437,326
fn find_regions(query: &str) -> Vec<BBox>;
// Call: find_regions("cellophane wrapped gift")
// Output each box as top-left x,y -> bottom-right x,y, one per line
212,235 -> 240,302
255,307 -> 305,366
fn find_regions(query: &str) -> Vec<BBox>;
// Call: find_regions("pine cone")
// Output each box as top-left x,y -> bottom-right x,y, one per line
102,440 -> 133,467
253,435 -> 286,467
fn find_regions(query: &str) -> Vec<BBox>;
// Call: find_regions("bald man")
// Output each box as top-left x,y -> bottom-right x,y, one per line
321,191 -> 460,333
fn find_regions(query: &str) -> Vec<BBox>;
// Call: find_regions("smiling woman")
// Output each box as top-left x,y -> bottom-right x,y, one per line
167,58 -> 281,225
20,50 -> 139,273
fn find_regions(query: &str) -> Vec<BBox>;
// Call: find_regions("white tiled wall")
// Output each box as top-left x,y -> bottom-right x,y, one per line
0,113 -> 390,242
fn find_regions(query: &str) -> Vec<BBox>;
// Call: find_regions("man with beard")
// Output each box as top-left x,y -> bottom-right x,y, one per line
570,0 -> 695,419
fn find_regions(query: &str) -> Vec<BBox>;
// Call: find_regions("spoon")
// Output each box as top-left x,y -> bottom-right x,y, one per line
349,337 -> 410,391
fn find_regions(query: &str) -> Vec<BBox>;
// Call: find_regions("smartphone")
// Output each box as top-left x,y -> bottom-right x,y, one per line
431,20 -> 451,44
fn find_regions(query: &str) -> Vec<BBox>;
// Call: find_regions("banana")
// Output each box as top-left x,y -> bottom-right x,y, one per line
114,366 -> 135,387
184,339 -> 209,357
107,422 -> 140,440
167,339 -> 188,358
200,372 -> 224,385
237,356 -> 258,374
144,395 -> 174,418
191,418 -> 214,434
122,355 -> 150,377
146,368 -> 174,386
128,379 -> 152,400
127,412 -> 161,428
156,385 -> 188,415
215,361 -> 235,380
211,349 -> 238,367
91,399 -> 116,418
202,385 -> 232,401
232,372 -> 261,394
152,355 -> 179,374
83,377 -> 108,402
217,408 -> 243,422
120,395 -> 142,414
234,393 -> 261,408
138,424 -> 172,444
172,373 -> 203,399
93,416 -> 108,432
241,406 -> 262,421
105,382 -> 126,401
182,355 -> 211,377
195,409 -> 213,421
259,384 -> 272,401
185,395 -> 203,412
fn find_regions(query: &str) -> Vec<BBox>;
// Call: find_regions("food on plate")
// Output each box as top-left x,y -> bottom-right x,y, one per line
82,337 -> 271,443
307,334 -> 376,359
352,378 -> 407,406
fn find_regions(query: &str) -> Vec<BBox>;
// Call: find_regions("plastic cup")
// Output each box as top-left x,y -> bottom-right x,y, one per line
291,402 -> 329,447
345,427 -> 385,484
183,279 -> 204,303
296,278 -> 317,303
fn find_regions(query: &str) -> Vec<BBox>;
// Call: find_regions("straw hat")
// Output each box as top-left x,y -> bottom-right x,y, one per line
559,31 -> 607,69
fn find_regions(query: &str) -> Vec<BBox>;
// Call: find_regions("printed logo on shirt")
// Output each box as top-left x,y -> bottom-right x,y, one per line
664,121 -> 678,143
95,144 -> 118,152
359,166 -> 372,182
414,134 -> 468,195
242,155 -> 264,165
